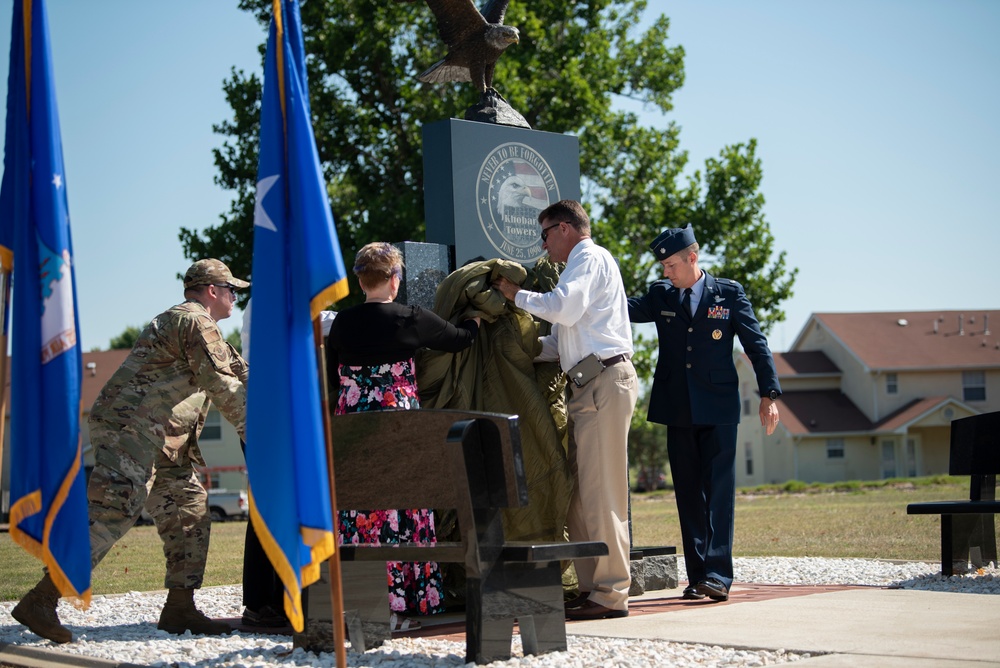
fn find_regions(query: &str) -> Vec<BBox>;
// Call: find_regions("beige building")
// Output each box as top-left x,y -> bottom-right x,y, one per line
735,310 -> 999,485
1,350 -> 246,519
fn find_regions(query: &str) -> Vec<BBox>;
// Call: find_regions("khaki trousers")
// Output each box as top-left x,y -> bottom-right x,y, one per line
565,359 -> 638,610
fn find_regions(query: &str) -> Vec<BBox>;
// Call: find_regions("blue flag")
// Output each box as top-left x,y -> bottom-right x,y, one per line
0,0 -> 90,604
246,0 -> 349,632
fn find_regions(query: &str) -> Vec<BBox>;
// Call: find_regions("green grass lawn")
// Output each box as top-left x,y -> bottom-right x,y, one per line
1,521 -> 248,602
0,478 -> 979,601
631,480 -> 968,560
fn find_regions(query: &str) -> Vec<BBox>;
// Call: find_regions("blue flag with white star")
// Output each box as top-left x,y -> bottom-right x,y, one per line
0,0 -> 90,605
245,0 -> 348,632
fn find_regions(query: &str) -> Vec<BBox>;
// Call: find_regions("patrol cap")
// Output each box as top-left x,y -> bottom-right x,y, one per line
183,259 -> 250,290
650,224 -> 697,258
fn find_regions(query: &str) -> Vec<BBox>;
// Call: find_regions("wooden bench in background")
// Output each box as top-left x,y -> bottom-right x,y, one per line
303,409 -> 608,664
907,411 -> 1000,575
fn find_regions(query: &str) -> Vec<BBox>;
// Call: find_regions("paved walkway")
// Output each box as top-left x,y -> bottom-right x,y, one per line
411,582 -> 1000,667
2,582 -> 998,667
571,583 -> 1000,667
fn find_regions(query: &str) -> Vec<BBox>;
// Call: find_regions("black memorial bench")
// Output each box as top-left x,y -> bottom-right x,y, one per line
303,408 -> 608,664
907,411 -> 1000,576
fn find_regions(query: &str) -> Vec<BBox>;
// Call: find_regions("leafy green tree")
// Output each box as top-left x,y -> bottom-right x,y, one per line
108,325 -> 145,350
183,0 -> 797,377
225,328 -> 243,354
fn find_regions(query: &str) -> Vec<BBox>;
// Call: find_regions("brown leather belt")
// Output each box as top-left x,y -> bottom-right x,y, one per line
601,354 -> 630,367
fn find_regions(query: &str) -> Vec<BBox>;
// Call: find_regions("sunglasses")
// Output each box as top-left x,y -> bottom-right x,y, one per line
540,221 -> 564,242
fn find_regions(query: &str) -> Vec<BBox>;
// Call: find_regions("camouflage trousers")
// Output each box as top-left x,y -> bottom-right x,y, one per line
87,419 -> 211,589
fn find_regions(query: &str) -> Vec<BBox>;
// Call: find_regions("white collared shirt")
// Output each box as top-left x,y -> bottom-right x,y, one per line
514,238 -> 633,373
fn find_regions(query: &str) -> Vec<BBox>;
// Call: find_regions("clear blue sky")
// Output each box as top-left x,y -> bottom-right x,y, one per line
1,0 -> 997,352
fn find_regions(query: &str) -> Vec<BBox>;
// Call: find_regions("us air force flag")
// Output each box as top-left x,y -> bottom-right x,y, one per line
0,0 -> 90,605
245,0 -> 349,633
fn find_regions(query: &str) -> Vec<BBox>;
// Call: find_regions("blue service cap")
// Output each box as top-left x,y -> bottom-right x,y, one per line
650,224 -> 696,258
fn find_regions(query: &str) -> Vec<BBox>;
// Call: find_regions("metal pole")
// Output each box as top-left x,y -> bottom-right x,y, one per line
314,318 -> 346,668
0,268 -> 11,517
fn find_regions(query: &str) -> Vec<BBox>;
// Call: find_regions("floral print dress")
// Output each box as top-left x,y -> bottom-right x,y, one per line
334,358 -> 444,616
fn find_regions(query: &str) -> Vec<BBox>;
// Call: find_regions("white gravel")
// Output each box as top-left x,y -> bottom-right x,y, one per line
1,557 -> 997,668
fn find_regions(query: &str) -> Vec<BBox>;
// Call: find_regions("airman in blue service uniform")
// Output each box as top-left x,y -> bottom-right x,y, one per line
628,225 -> 781,602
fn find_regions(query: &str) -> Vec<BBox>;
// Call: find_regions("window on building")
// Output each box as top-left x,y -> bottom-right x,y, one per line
208,473 -> 221,490
742,399 -> 751,416
881,441 -> 896,479
745,443 -> 753,476
885,373 -> 897,395
962,371 -> 986,402
202,411 -> 222,441
826,438 -> 844,459
905,439 -> 917,477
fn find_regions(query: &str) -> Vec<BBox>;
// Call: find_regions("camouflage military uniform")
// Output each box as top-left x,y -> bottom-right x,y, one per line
88,300 -> 247,589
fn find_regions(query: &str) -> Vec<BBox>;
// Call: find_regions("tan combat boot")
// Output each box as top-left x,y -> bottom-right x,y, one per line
11,573 -> 72,644
157,588 -> 232,636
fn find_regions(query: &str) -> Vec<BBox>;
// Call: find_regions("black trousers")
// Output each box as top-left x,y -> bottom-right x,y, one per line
242,518 -> 284,611
666,423 -> 738,589
240,439 -> 283,611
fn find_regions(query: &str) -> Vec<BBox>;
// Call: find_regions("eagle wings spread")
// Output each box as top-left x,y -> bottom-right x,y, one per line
411,0 -> 519,93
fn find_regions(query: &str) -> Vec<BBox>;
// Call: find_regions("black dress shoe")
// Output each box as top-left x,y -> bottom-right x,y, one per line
564,591 -> 590,610
565,600 -> 629,620
695,578 -> 729,602
242,605 -> 291,628
681,585 -> 705,600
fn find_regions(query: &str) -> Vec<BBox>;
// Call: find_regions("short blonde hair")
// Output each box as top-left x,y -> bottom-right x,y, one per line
353,242 -> 403,290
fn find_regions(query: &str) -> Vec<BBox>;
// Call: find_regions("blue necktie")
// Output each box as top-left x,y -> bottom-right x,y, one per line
682,288 -> 693,318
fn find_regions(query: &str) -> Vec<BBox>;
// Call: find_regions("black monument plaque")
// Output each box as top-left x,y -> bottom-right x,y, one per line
423,119 -> 581,268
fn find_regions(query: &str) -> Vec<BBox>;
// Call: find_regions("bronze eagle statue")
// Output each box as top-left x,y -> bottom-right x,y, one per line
403,0 -> 520,94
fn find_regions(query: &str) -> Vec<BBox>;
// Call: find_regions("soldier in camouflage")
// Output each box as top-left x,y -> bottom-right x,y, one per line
12,259 -> 250,643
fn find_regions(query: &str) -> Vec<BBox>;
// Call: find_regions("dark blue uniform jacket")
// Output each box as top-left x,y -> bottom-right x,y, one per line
628,272 -> 780,426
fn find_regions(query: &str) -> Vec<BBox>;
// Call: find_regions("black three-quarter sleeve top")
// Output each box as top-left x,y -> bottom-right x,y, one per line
324,301 -> 479,381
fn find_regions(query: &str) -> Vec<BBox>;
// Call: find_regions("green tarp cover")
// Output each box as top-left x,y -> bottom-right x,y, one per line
416,258 -> 573,543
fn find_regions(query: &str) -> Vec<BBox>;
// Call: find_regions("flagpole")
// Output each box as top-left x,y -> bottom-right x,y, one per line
0,267 -> 10,505
315,317 -> 347,668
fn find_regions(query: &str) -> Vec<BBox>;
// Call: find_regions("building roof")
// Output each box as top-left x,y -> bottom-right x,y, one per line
4,349 -> 129,417
773,351 -> 840,376
791,310 -> 1000,371
874,396 -> 952,432
778,390 -> 964,437
778,390 -> 874,436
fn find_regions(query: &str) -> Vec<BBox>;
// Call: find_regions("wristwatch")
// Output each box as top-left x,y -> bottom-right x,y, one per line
768,390 -> 780,401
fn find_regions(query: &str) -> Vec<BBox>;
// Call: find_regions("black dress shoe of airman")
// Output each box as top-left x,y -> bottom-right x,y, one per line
695,578 -> 729,601
565,600 -> 628,620
681,585 -> 705,600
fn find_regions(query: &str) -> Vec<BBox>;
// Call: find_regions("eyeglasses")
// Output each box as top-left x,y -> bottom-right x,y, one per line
213,284 -> 238,298
540,222 -> 564,242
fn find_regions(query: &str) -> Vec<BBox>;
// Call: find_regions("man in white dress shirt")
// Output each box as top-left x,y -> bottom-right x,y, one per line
493,199 -> 638,620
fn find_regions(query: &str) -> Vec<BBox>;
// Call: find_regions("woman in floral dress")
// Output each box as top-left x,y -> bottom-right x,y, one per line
325,242 -> 480,627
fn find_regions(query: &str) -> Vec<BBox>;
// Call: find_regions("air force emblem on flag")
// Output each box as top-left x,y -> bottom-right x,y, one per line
39,240 -> 75,364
